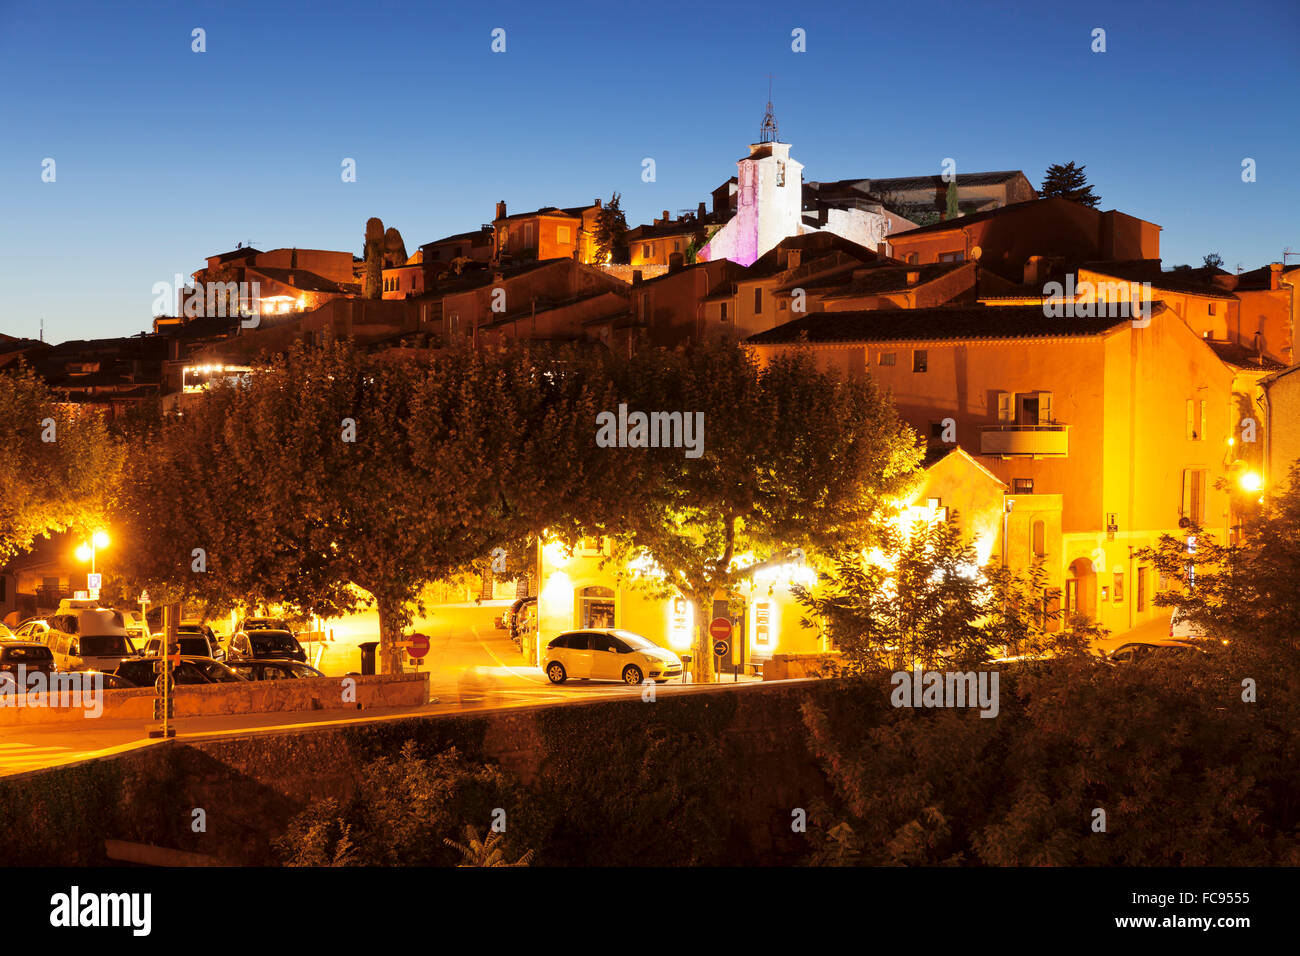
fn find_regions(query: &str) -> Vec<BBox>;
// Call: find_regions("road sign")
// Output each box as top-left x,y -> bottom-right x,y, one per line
713,639 -> 730,658
408,633 -> 431,659
708,617 -> 732,641
139,590 -> 150,604
87,573 -> 102,590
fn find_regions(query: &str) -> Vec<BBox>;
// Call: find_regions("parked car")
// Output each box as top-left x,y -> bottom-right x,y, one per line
82,670 -> 136,690
226,659 -> 325,681
142,621 -> 225,661
1107,639 -> 1203,664
233,617 -> 293,635
10,618 -> 52,644
43,608 -> 140,672
226,627 -> 307,663
114,656 -> 247,688
0,622 -> 15,641
0,641 -> 55,679
544,629 -> 683,685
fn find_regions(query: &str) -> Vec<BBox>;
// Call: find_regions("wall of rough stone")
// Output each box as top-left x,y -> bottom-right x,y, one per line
0,681 -> 831,866
0,673 -> 429,727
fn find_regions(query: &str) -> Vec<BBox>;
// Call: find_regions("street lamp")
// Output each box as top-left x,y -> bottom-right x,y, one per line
1238,470 -> 1262,494
76,530 -> 110,575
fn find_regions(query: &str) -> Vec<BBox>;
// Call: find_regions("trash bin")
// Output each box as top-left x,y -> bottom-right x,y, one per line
358,641 -> 379,676
679,654 -> 693,684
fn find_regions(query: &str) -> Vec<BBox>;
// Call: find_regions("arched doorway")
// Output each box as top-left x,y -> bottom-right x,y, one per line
1065,557 -> 1096,621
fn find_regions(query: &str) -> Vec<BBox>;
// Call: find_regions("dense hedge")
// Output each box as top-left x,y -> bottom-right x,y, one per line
801,647 -> 1300,866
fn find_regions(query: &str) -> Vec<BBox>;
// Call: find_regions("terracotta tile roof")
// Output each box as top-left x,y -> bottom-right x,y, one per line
745,302 -> 1160,346
817,261 -> 970,299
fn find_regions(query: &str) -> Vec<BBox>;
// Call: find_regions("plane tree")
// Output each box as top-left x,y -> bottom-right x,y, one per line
606,340 -> 924,681
0,364 -> 122,568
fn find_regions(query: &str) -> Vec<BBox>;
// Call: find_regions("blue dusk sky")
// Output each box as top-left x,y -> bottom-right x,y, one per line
1,0 -> 1296,343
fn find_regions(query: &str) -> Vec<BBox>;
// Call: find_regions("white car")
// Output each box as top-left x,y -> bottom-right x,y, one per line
544,629 -> 683,685
1169,606 -> 1208,640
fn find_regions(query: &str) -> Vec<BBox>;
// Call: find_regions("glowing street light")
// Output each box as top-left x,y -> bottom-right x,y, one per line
76,530 -> 110,575
1238,471 -> 1263,494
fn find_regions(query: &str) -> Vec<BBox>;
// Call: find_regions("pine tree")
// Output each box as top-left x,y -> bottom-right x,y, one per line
944,179 -> 959,220
1039,162 -> 1100,208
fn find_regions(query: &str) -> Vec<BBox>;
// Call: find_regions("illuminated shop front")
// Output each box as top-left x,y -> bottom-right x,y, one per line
529,535 -> 825,674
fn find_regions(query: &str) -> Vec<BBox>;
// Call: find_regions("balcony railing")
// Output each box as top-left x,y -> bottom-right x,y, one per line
980,423 -> 1069,458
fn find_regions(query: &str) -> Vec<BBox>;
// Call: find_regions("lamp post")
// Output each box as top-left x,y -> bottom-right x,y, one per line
75,530 -> 110,578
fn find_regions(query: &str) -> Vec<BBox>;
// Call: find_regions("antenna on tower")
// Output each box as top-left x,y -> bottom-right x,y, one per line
759,75 -> 778,144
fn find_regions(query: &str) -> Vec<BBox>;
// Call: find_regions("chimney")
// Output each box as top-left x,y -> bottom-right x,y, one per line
906,270 -> 920,285
876,242 -> 888,258
594,198 -> 602,209
787,250 -> 802,270
697,201 -> 707,221
632,270 -> 643,286
668,252 -> 684,273
662,209 -> 670,224
495,200 -> 506,221
1270,262 -> 1283,291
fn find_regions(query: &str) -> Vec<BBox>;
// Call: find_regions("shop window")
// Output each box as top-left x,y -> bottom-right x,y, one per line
577,586 -> 615,629
1113,571 -> 1124,603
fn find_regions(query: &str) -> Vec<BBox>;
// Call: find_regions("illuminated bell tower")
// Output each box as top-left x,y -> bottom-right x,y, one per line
731,90 -> 802,266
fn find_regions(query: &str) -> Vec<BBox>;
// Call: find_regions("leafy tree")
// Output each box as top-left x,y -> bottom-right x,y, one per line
794,514 -> 1093,673
0,365 -> 122,567
113,340 -> 619,671
1138,460 -> 1300,669
1039,161 -> 1100,208
609,341 -> 923,680
1202,252 -> 1224,270
592,192 -> 629,264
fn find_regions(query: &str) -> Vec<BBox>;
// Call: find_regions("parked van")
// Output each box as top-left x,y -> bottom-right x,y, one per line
46,608 -> 139,672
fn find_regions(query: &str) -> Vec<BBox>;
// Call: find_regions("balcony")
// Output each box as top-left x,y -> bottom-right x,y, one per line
980,423 -> 1069,458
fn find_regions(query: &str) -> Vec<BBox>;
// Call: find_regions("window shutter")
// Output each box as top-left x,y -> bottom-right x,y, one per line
1037,391 -> 1053,425
1199,401 -> 1207,442
1186,399 -> 1195,440
1181,469 -> 1191,516
997,391 -> 1014,422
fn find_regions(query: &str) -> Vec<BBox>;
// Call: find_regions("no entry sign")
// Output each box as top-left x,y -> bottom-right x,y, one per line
708,617 -> 732,641
408,633 -> 431,659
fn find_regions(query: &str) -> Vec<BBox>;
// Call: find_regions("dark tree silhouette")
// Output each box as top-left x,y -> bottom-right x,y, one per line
1040,162 -> 1100,208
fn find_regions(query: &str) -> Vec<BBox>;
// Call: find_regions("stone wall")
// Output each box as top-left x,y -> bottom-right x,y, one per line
0,673 -> 429,727
0,681 -> 832,866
